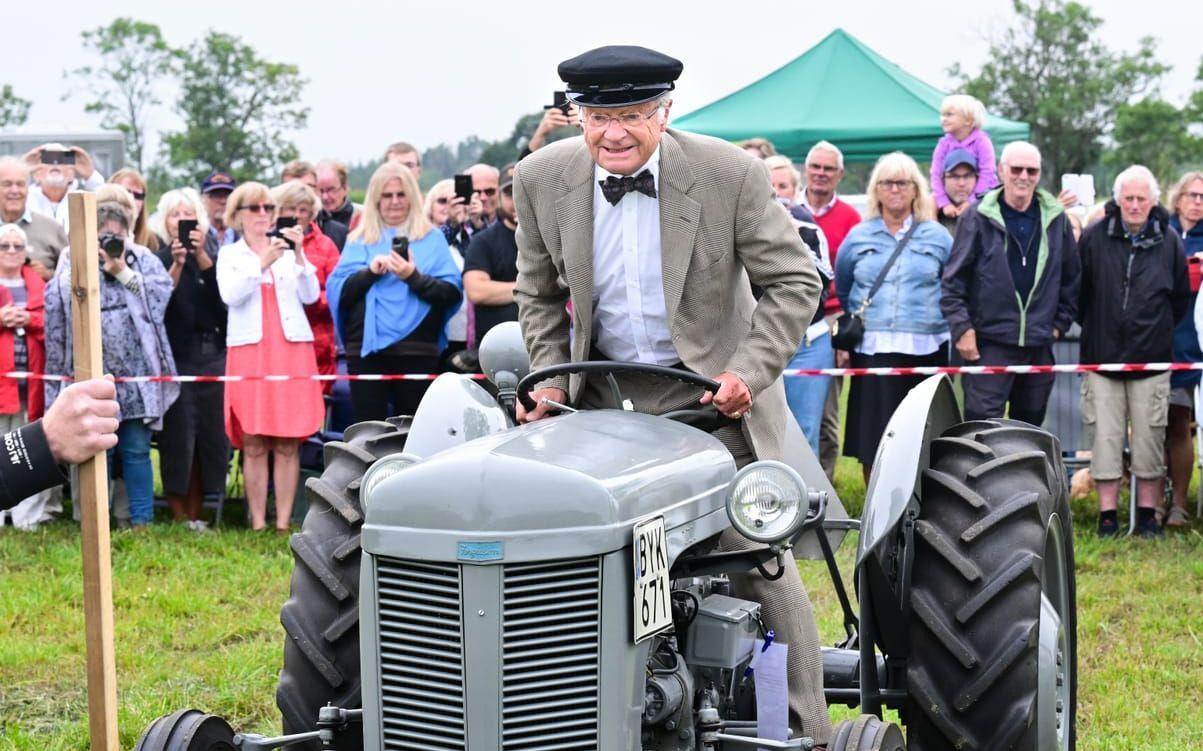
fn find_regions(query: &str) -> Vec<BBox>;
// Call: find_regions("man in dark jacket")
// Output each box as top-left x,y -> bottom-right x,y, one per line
941,141 -> 1080,426
1079,165 -> 1190,537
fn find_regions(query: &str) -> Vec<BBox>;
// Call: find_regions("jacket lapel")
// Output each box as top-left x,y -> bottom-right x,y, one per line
657,132 -> 700,324
554,143 -> 597,337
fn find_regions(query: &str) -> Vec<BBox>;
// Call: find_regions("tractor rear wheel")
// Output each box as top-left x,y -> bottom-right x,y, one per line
905,419 -> 1076,751
275,419 -> 410,750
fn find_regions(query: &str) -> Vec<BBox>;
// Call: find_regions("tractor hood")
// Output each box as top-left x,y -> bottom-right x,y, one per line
361,410 -> 735,564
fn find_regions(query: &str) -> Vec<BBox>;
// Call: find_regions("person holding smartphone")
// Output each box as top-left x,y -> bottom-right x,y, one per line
22,143 -> 105,231
327,163 -> 462,423
217,182 -> 322,534
150,188 -> 230,531
43,201 -> 178,529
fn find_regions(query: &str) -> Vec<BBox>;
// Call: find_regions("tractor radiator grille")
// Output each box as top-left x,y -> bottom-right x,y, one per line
376,558 -> 466,751
501,557 -> 602,751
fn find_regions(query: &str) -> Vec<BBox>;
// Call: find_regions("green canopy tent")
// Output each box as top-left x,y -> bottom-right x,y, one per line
673,29 -> 1030,163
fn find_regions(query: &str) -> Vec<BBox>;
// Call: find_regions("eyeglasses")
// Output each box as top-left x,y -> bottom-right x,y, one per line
1008,166 -> 1040,177
473,187 -> 498,198
239,203 -> 276,214
807,164 -> 839,174
0,242 -> 26,252
128,189 -> 146,201
434,197 -> 449,205
1183,192 -> 1203,203
878,179 -> 914,191
582,107 -> 661,130
946,170 -> 977,180
381,191 -> 408,202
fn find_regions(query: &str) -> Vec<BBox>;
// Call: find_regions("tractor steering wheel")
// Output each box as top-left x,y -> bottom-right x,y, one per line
515,361 -> 738,429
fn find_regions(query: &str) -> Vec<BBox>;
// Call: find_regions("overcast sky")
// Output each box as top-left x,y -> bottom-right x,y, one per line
4,0 -> 1197,168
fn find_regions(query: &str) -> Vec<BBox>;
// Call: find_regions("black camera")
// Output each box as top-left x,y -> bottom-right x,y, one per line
99,232 -> 125,259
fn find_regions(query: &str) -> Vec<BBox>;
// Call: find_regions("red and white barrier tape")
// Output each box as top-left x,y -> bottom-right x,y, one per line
6,361 -> 1202,383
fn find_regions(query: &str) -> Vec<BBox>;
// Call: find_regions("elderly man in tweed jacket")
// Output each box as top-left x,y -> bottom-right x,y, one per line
512,45 -> 829,743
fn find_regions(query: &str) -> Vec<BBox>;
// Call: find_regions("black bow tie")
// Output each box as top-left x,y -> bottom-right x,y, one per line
599,170 -> 657,206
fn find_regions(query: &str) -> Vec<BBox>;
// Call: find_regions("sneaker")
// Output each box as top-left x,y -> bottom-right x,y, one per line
1097,516 -> 1119,538
185,519 -> 210,533
1135,517 -> 1165,539
1166,506 -> 1191,528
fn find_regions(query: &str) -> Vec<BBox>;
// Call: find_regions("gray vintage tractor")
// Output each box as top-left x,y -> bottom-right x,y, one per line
138,322 -> 1076,751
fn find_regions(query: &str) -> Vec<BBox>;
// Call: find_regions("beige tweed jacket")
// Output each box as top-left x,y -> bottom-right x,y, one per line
512,129 -> 821,460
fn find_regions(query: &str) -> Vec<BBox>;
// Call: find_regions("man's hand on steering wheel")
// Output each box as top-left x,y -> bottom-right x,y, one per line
517,387 -> 568,423
698,371 -> 751,419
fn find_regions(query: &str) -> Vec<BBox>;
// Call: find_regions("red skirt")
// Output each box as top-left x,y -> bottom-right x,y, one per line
225,283 -> 324,448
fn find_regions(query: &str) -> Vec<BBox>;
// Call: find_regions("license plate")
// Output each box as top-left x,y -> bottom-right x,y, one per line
633,516 -> 672,643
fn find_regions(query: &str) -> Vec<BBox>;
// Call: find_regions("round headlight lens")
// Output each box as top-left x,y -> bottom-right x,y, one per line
725,460 -> 808,543
360,453 -> 422,508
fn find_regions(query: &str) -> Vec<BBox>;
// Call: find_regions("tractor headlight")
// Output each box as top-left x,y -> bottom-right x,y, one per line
725,460 -> 807,543
360,453 -> 423,507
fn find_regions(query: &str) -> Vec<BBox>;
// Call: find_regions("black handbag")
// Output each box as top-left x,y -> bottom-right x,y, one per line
830,222 -> 919,351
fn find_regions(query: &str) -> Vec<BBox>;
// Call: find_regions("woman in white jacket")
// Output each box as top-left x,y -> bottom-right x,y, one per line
217,182 -> 323,533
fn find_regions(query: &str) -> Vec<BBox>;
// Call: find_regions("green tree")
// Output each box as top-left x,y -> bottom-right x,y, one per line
160,31 -> 308,184
1105,97 -> 1203,186
950,0 -> 1168,179
478,111 -> 578,168
66,18 -> 174,172
0,84 -> 30,127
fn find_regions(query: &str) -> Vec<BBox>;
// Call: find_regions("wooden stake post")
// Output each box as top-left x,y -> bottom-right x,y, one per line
67,192 -> 119,751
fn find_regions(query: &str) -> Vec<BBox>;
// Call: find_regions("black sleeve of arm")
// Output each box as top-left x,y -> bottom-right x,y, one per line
340,268 -> 379,308
0,421 -> 64,511
1170,237 -> 1191,323
405,271 -> 462,306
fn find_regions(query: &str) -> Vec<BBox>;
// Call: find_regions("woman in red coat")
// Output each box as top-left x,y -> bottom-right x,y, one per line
273,181 -> 340,394
0,223 -> 51,528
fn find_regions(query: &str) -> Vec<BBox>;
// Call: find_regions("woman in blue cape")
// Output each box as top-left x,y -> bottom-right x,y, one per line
327,162 -> 463,422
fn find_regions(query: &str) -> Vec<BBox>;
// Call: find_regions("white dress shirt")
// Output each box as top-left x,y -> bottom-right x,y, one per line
26,170 -> 106,232
591,147 -> 680,366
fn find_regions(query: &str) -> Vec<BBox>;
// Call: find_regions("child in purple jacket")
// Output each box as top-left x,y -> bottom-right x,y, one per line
931,94 -> 999,220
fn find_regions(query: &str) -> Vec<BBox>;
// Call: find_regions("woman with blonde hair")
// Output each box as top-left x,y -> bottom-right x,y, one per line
216,182 -> 323,533
835,152 -> 952,481
152,187 -> 229,530
272,180 -> 340,392
424,178 -> 471,368
109,168 -> 159,250
328,163 -> 462,422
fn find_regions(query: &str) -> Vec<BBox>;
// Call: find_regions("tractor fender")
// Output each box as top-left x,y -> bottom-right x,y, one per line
855,374 -> 961,567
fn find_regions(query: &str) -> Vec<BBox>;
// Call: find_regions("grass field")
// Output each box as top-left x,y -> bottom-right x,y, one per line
1,460 -> 1202,749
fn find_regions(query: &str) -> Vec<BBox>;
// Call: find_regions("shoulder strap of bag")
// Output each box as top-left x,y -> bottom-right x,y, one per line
857,221 -> 921,314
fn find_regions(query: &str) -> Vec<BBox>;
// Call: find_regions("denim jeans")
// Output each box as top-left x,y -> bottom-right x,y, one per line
784,333 -> 833,455
108,420 -> 154,526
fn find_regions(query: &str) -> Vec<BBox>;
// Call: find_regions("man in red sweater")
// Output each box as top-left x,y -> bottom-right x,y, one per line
799,141 -> 861,479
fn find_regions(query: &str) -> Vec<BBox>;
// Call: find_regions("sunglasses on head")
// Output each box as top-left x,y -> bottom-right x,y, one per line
1009,166 -> 1040,177
239,203 -> 276,214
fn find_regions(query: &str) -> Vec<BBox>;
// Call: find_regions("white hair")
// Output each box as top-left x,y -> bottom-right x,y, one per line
805,140 -> 844,170
998,141 -> 1042,168
465,163 -> 500,180
0,156 -> 30,180
150,187 -> 209,242
1113,165 -> 1160,202
0,223 -> 27,244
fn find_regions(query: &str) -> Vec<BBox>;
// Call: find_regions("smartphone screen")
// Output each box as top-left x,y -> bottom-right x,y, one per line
454,174 -> 474,203
177,219 -> 198,250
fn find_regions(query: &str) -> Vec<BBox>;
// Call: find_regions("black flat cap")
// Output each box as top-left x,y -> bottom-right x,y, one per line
558,45 -> 683,107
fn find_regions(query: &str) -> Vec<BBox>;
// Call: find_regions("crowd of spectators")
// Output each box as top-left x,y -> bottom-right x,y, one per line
0,92 -> 1199,539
